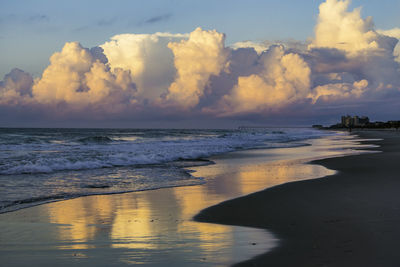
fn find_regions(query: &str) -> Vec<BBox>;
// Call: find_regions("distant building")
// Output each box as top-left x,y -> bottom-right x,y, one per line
341,115 -> 353,127
341,115 -> 369,127
328,116 -> 398,129
356,116 -> 369,126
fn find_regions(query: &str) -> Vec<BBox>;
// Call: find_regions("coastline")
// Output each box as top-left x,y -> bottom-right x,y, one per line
195,130 -> 400,266
0,132 -> 369,266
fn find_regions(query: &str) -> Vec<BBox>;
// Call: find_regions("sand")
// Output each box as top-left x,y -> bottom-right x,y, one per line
0,132 -> 380,266
195,130 -> 400,266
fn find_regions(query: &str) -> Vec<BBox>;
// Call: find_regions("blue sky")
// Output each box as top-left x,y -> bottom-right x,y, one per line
1,0 -> 399,77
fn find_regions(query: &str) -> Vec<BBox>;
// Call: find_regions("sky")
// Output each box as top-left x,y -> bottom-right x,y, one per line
0,0 -> 400,128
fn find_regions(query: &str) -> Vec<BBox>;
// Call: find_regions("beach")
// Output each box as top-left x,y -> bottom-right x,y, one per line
0,130 -> 379,266
1,0 -> 399,265
195,130 -> 400,266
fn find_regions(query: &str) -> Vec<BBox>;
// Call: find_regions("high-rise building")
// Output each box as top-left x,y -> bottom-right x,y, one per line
341,115 -> 369,127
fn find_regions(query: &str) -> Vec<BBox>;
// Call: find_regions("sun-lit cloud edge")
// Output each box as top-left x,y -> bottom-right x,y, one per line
0,0 -> 399,123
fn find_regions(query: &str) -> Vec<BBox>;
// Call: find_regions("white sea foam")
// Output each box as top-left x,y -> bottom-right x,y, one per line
0,128 -> 336,175
0,128 -> 341,213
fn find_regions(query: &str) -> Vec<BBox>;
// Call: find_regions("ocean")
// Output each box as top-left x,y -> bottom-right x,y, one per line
0,127 -> 336,213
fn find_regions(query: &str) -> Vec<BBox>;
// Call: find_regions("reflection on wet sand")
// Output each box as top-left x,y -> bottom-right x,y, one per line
48,196 -> 115,250
0,135 -> 370,266
111,197 -> 155,250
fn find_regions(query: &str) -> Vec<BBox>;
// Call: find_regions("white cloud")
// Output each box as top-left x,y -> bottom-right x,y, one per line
230,41 -> 270,55
162,27 -> 229,109
378,28 -> 400,38
101,33 -> 187,99
0,0 -> 399,122
310,79 -> 367,104
32,42 -> 137,111
309,0 -> 380,54
0,68 -> 33,105
215,45 -> 311,115
377,28 -> 400,62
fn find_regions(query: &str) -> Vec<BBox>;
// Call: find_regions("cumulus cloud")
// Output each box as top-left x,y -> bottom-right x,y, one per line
101,32 -> 187,99
377,28 -> 400,62
230,41 -> 270,55
305,0 -> 399,107
213,45 -> 311,115
210,0 -> 399,116
310,79 -> 368,104
309,0 -> 380,54
0,42 -> 137,113
32,42 -> 137,112
0,0 -> 399,124
162,27 -> 229,109
0,68 -> 33,105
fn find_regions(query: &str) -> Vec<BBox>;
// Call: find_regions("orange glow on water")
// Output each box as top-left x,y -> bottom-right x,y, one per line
0,135 -> 369,265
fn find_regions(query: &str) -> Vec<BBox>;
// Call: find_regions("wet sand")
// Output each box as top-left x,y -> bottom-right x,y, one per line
195,131 -> 400,266
0,134 -> 368,266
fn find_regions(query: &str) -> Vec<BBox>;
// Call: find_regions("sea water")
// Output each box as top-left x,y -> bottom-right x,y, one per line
0,127 -> 337,213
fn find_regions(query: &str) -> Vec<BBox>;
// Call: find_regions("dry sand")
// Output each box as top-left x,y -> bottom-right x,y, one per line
195,131 -> 400,267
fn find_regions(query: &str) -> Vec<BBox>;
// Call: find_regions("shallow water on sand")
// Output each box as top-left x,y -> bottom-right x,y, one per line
0,127 -> 336,213
0,134 -> 374,266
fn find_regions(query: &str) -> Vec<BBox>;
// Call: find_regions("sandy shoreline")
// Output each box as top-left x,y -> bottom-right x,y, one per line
195,130 -> 400,266
0,132 -> 371,266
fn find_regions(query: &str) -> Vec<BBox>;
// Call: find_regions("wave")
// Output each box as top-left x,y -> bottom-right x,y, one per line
78,136 -> 113,143
0,163 -> 206,214
0,128 -> 341,214
0,128 -> 338,175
